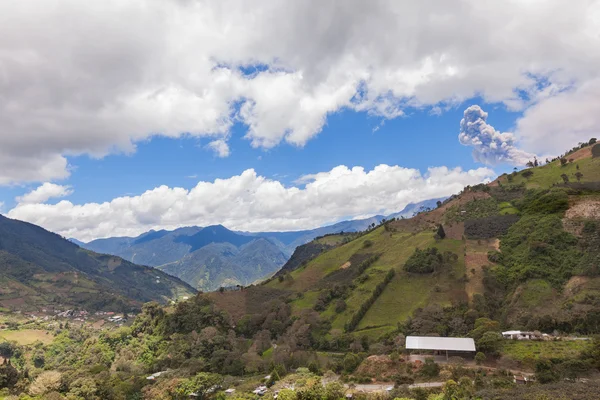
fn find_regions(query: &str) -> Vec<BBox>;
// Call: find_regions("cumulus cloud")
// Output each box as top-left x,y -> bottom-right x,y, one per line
1,0 -> 599,183
16,183 -> 73,204
7,164 -> 495,242
206,139 -> 231,158
459,105 -> 536,165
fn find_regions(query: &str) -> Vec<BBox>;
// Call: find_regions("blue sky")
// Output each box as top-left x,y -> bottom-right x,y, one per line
0,100 -> 518,209
2,0 -> 598,240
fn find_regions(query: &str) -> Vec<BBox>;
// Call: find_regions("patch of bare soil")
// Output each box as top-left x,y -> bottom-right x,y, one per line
464,239 -> 498,303
565,199 -> 600,220
564,276 -> 590,297
567,146 -> 593,162
491,239 -> 500,251
355,355 -> 403,380
107,257 -> 122,271
563,198 -> 600,235
444,222 -> 464,240
208,286 -> 289,321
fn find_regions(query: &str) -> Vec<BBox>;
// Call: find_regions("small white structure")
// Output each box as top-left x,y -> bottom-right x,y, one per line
502,331 -> 536,340
146,371 -> 169,381
253,386 -> 268,396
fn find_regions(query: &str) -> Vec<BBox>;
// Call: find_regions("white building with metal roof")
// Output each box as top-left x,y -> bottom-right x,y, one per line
405,336 -> 476,360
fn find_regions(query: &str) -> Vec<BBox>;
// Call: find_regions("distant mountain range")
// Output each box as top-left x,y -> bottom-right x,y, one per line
76,198 -> 444,291
0,214 -> 195,312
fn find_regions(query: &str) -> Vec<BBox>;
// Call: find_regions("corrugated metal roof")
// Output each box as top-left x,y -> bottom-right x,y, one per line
405,336 -> 476,352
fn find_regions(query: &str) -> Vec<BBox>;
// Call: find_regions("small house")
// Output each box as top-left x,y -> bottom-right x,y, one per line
502,331 -> 539,340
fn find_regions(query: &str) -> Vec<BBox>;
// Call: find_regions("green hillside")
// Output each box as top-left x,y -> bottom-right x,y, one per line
497,144 -> 600,188
207,140 -> 600,342
0,215 -> 196,312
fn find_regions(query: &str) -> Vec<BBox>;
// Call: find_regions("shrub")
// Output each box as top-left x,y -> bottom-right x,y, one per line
420,358 -> 440,378
334,300 -> 347,313
475,352 -> 486,365
404,248 -> 457,274
476,332 -> 503,356
29,371 -> 62,396
519,189 -> 569,215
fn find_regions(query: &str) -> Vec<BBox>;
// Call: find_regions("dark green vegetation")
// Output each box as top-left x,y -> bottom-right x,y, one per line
403,248 -> 458,274
0,215 -> 195,312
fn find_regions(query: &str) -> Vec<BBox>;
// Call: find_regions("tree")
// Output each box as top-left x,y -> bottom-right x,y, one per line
324,382 -> 344,400
476,331 -> 503,356
68,377 -> 98,399
0,362 -> 19,389
535,359 -> 559,383
175,372 -> 224,399
560,173 -> 569,183
534,157 -> 539,167
436,200 -> 443,208
560,157 -> 568,166
420,358 -> 440,378
526,160 -> 534,168
474,352 -> 486,365
590,138 -> 597,145
334,300 -> 347,313
436,224 -> 446,239
342,353 -> 361,373
0,343 -> 14,360
469,318 -> 500,341
29,371 -> 62,396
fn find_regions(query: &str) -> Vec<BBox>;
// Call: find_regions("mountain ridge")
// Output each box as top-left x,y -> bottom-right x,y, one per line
0,214 -> 196,312
76,199 -> 444,291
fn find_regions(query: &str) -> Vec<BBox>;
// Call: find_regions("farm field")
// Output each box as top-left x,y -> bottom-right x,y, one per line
0,329 -> 55,345
501,340 -> 590,365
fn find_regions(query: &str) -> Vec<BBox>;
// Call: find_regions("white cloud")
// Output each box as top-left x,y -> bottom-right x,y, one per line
1,0 -> 599,183
459,105 -> 536,165
16,183 -> 73,204
206,139 -> 231,158
7,164 -> 495,242
516,78 -> 600,155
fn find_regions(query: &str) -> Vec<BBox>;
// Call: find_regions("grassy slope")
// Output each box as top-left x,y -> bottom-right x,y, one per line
356,236 -> 465,332
268,224 -> 468,339
0,329 -> 54,345
498,150 -> 600,189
